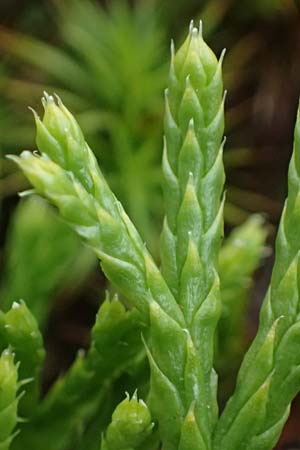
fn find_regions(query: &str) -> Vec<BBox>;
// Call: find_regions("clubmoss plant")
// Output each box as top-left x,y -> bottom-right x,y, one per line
4,21 -> 300,450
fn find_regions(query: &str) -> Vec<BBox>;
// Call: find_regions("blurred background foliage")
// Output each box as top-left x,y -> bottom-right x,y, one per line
0,0 -> 300,448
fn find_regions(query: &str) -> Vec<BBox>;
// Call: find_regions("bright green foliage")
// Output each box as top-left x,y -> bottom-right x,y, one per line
152,22 -> 225,449
9,93 -> 183,325
0,349 -> 19,450
10,25 -> 225,448
6,22 -> 300,450
0,301 -> 45,419
12,295 -> 144,450
100,392 -> 153,450
0,196 -> 95,328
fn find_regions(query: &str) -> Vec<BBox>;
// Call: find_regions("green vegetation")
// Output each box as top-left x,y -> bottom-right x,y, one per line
1,20 -> 299,450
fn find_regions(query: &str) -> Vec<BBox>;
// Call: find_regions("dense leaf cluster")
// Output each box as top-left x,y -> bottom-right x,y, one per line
1,23 -> 299,450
